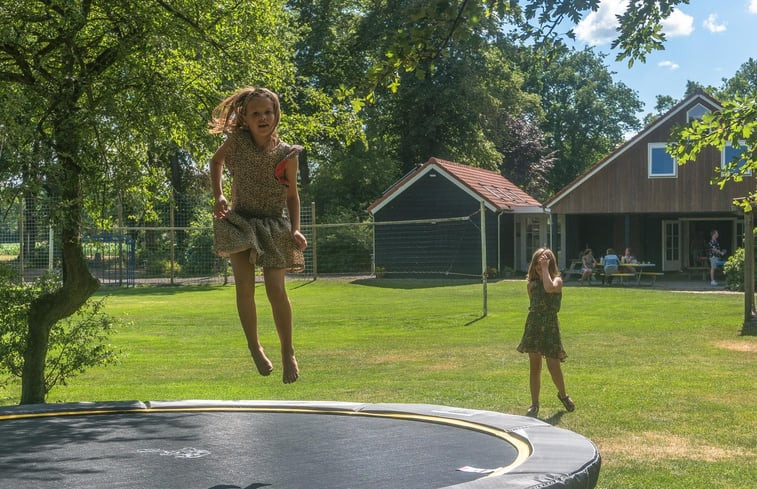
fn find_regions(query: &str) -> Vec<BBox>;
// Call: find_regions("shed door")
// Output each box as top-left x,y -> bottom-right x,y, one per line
662,220 -> 681,271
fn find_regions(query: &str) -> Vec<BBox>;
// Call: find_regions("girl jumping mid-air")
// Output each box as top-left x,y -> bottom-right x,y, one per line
517,248 -> 575,417
209,87 -> 307,384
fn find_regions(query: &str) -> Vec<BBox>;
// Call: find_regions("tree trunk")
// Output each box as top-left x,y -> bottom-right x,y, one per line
20,126 -> 100,404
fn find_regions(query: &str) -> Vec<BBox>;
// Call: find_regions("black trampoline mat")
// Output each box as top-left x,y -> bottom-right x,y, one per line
0,409 -> 519,489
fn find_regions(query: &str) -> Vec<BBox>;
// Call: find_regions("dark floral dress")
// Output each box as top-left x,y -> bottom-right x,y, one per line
212,130 -> 304,272
517,279 -> 567,361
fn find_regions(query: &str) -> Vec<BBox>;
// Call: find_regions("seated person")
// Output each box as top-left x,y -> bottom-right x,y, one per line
602,248 -> 620,284
620,247 -> 636,273
579,248 -> 596,285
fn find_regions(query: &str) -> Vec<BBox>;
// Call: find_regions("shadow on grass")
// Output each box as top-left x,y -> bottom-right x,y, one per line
543,410 -> 566,426
95,284 -> 222,297
350,278 -> 491,290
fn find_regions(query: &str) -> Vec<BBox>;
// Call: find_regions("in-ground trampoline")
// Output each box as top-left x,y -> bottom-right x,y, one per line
0,400 -> 600,489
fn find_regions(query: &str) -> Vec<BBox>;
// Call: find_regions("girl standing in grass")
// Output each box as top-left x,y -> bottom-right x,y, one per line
517,248 -> 575,417
209,87 -> 307,384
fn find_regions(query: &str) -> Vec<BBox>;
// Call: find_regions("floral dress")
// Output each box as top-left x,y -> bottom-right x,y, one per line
517,279 -> 567,361
212,130 -> 304,272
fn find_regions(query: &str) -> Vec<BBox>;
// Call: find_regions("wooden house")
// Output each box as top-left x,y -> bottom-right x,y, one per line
367,157 -> 546,276
544,90 -> 753,273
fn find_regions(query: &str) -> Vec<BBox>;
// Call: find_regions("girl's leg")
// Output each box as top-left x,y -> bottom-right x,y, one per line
230,250 -> 273,376
547,357 -> 574,411
528,353 -> 542,407
263,267 -> 299,384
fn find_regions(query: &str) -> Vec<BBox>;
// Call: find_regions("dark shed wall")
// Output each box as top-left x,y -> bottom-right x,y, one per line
374,172 -> 481,221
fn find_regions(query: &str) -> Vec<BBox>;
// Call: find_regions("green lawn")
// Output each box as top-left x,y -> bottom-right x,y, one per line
2,278 -> 755,488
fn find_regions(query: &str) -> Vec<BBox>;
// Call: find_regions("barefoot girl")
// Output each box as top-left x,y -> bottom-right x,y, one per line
209,87 -> 307,384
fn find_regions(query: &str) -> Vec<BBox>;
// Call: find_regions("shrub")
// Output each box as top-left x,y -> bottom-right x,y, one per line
0,272 -> 123,398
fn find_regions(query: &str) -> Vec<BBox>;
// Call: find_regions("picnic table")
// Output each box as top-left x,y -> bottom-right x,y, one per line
597,262 -> 662,285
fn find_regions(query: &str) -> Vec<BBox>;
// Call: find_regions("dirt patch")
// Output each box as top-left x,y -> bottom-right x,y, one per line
714,340 -> 757,353
596,432 -> 755,464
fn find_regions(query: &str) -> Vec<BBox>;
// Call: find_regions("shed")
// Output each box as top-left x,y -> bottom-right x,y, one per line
367,157 -> 546,276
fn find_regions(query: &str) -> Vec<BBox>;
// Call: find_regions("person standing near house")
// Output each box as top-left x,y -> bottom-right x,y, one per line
209,87 -> 307,384
517,248 -> 575,418
578,248 -> 596,285
708,230 -> 726,286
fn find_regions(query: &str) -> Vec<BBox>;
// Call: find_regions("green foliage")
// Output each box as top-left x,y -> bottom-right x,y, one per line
183,213 -> 223,276
315,225 -> 373,273
0,273 -> 122,397
723,227 -> 757,291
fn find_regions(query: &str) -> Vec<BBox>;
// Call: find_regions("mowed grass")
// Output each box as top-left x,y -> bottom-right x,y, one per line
2,278 -> 756,488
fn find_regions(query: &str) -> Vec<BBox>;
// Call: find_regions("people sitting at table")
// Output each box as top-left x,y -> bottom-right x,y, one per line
602,248 -> 620,284
579,248 -> 597,285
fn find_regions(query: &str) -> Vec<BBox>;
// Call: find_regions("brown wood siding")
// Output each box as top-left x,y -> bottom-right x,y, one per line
550,99 -> 754,215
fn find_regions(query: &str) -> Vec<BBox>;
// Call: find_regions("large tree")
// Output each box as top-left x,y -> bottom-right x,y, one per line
0,0 -> 308,404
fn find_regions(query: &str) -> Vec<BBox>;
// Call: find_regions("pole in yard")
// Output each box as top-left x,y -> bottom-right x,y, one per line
480,200 -> 487,317
310,202 -> 318,279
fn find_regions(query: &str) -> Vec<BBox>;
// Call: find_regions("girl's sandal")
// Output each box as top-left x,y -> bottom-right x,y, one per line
558,393 -> 575,412
525,404 -> 539,417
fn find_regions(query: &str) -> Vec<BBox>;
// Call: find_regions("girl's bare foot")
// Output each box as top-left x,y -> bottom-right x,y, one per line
250,347 -> 273,376
282,354 -> 299,384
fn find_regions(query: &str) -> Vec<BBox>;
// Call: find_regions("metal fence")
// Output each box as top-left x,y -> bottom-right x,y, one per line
1,198 -> 490,287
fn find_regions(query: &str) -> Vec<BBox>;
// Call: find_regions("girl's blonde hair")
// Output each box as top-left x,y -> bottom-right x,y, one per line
209,87 -> 281,135
527,248 -> 560,281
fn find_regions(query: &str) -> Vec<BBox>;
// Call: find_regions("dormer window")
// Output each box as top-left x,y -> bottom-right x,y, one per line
686,103 -> 710,123
648,143 -> 677,178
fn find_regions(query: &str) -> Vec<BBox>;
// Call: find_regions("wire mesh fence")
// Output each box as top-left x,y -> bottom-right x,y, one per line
1,197 -> 490,286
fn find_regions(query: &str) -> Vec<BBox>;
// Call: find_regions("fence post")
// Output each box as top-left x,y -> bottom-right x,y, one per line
480,200 -> 487,317
48,225 -> 54,271
169,189 -> 176,285
18,197 -> 24,280
310,201 -> 318,279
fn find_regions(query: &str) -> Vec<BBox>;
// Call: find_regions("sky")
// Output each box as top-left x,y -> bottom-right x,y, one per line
570,0 -> 757,116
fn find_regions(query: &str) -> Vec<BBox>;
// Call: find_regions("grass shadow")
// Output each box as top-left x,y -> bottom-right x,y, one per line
350,277 -> 486,290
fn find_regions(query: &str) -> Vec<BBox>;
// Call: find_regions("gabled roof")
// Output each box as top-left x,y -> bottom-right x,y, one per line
544,90 -> 723,209
367,157 -> 543,214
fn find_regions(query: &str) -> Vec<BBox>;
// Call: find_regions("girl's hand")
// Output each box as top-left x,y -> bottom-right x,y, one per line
214,196 -> 229,219
292,230 -> 308,250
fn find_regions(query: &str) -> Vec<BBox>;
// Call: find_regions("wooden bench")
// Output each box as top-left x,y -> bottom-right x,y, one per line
685,266 -> 710,280
638,271 -> 664,285
562,259 -> 584,282
606,272 -> 635,285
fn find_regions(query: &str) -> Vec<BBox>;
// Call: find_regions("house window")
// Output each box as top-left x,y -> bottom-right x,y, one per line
687,103 -> 710,123
722,141 -> 750,175
648,143 -> 677,178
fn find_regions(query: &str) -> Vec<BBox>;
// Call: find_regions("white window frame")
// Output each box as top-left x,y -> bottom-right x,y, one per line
686,103 -> 710,123
722,140 -> 751,176
648,143 -> 678,178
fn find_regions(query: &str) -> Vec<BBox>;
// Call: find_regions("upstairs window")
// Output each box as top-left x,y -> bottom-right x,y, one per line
686,103 -> 710,123
648,143 -> 677,178
722,141 -> 750,175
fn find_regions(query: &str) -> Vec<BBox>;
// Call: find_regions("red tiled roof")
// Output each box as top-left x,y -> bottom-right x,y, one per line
368,157 -> 542,213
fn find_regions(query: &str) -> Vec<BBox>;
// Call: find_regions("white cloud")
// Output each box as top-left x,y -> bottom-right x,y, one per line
661,8 -> 694,37
574,0 -> 628,45
658,60 -> 680,71
703,13 -> 726,33
574,1 -> 694,45
750,1 -> 757,14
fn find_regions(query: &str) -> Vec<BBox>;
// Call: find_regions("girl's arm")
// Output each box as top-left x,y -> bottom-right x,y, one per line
210,139 -> 231,219
539,256 -> 563,293
284,157 -> 308,251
